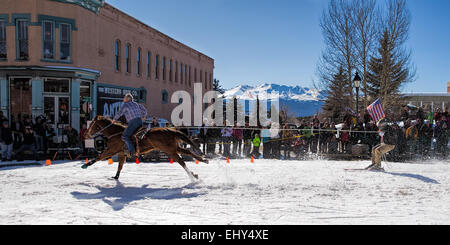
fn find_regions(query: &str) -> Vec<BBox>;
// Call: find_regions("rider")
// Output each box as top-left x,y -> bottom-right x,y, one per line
112,93 -> 147,157
366,120 -> 396,170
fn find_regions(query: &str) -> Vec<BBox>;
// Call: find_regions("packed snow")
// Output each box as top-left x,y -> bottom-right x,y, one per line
0,159 -> 449,225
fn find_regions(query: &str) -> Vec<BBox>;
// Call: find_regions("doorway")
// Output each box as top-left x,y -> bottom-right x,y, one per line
44,96 -> 70,133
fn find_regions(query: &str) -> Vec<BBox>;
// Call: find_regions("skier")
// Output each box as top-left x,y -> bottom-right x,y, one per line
366,120 -> 397,171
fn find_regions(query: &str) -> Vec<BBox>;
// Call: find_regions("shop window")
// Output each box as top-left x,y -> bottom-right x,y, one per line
44,78 -> 70,93
60,23 -> 71,61
43,21 -> 55,59
162,56 -> 166,80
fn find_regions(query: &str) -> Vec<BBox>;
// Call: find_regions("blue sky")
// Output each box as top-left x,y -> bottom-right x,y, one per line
106,0 -> 450,92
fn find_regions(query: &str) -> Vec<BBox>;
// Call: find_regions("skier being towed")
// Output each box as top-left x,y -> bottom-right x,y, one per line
366,120 -> 397,171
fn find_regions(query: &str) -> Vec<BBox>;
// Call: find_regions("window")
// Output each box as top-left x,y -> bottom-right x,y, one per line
180,63 -> 183,84
209,73 -> 212,90
162,90 -> 168,104
114,40 -> 121,71
60,23 -> 71,61
146,51 -> 151,77
189,66 -> 192,86
162,56 -> 166,80
42,21 -> 55,59
125,43 -> 131,73
0,19 -> 6,59
175,61 -> 178,82
136,47 -> 141,75
155,54 -> 159,79
194,68 -> 197,82
200,70 -> 203,86
169,59 -> 172,81
205,71 -> 207,89
184,64 -> 188,83
16,19 -> 29,60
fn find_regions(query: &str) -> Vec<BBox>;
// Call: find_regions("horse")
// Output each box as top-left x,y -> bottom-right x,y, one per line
82,116 -> 208,180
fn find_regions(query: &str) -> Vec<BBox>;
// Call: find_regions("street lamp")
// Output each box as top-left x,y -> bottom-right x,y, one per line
353,72 -> 361,115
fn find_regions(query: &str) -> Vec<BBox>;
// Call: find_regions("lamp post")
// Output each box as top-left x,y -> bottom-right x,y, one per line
353,72 -> 361,115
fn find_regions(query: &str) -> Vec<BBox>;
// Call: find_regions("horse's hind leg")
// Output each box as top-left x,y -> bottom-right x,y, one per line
172,153 -> 199,180
177,147 -> 209,164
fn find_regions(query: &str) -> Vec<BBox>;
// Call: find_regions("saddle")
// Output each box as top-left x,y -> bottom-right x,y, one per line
126,126 -> 152,156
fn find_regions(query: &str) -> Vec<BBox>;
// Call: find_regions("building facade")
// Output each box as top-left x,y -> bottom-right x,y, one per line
0,0 -> 214,134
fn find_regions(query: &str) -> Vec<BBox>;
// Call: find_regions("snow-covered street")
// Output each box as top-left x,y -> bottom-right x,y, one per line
0,159 -> 449,225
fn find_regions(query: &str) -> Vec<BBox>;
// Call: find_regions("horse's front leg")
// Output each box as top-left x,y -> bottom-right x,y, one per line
81,150 -> 118,169
113,153 -> 126,180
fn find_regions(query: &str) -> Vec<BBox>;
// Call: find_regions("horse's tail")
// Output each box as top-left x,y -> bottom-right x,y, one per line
167,129 -> 203,155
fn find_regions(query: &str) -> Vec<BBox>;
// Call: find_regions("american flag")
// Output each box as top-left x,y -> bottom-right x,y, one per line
367,98 -> 385,123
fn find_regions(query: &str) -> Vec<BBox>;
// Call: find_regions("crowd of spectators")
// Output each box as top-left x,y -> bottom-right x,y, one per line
194,106 -> 449,161
0,112 -> 83,162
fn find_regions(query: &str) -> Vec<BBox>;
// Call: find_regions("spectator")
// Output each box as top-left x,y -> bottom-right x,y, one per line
64,125 -> 79,148
435,120 -> 448,158
406,121 -> 419,155
282,123 -> 293,159
242,123 -> 253,157
15,126 -> 38,161
251,133 -> 261,159
221,124 -> 233,158
420,120 -> 433,157
34,117 -> 46,152
270,123 -> 281,159
231,123 -> 243,157
260,126 -> 271,159
1,121 -> 14,161
0,111 -> 7,125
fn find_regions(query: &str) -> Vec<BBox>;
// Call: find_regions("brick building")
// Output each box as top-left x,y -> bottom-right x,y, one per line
0,0 -> 214,134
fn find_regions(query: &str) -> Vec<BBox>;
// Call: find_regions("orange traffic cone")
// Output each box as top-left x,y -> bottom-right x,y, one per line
226,157 -> 230,163
136,157 -> 140,164
45,159 -> 52,166
108,158 -> 113,165
170,158 -> 173,164
251,156 -> 254,163
195,160 -> 199,164
85,158 -> 89,164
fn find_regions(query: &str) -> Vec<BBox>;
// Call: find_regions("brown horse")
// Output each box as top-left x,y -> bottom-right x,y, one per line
82,116 -> 208,180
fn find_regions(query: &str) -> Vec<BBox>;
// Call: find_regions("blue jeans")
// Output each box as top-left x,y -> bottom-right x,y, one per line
122,117 -> 143,154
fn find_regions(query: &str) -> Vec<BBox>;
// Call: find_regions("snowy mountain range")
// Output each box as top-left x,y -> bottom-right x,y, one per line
223,83 -> 327,117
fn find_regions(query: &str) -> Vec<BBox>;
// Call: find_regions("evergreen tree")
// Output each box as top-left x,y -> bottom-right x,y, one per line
212,79 -> 225,94
322,66 -> 352,121
366,30 -> 409,118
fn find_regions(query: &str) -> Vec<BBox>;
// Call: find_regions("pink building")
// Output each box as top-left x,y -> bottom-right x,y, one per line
0,0 -> 214,133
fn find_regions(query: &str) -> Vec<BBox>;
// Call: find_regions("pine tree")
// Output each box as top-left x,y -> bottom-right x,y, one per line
212,79 -> 225,94
366,30 -> 409,118
322,66 -> 352,121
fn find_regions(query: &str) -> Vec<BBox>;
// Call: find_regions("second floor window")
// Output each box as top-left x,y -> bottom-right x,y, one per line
162,57 -> 166,80
0,20 -> 6,59
136,47 -> 141,75
125,44 -> 131,73
16,20 -> 29,60
146,51 -> 151,77
60,23 -> 71,61
155,54 -> 159,79
43,21 -> 54,59
114,40 -> 121,71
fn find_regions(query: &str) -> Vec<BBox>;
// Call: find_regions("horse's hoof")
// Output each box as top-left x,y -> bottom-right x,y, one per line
193,174 -> 199,179
111,176 -> 119,180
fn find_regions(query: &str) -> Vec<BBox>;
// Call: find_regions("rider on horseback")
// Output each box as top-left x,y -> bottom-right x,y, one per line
112,93 -> 147,157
